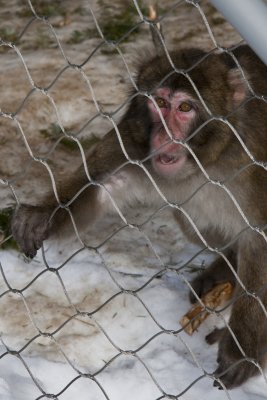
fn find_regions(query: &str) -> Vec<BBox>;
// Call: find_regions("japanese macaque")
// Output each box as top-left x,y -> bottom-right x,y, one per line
12,45 -> 267,389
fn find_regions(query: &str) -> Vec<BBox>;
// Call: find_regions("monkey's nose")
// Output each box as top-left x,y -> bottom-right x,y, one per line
158,130 -> 173,144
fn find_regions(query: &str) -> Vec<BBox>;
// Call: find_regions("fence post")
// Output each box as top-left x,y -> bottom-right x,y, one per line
209,0 -> 267,64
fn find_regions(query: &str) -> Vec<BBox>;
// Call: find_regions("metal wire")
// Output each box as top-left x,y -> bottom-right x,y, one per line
0,0 -> 266,399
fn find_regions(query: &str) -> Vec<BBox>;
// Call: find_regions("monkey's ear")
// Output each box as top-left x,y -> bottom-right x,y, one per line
228,68 -> 247,106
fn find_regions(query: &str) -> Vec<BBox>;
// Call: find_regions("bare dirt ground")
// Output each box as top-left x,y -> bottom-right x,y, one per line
0,0 -> 241,209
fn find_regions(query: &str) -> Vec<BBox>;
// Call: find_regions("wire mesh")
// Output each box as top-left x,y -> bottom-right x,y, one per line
0,1 -> 267,399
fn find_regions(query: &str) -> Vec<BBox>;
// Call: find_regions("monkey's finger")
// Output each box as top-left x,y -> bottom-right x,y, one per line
23,217 -> 50,258
11,205 -> 51,258
18,218 -> 36,258
11,208 -> 31,255
32,224 -> 50,253
189,275 -> 214,303
22,221 -> 39,258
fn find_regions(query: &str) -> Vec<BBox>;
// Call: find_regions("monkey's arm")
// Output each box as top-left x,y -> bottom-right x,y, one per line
12,122 -> 149,258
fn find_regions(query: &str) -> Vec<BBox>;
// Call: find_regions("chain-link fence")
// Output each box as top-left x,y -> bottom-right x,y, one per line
0,1 -> 267,399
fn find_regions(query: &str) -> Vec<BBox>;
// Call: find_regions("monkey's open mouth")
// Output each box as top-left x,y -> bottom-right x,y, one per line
153,152 -> 186,175
156,154 -> 180,164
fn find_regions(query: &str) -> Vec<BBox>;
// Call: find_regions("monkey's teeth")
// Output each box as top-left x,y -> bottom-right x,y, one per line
159,154 -> 177,164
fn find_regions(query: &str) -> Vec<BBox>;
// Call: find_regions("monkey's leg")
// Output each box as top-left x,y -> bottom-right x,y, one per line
173,211 -> 237,303
189,250 -> 237,303
213,234 -> 267,389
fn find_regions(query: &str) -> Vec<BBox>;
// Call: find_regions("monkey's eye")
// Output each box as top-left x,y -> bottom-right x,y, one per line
155,97 -> 167,108
178,101 -> 192,112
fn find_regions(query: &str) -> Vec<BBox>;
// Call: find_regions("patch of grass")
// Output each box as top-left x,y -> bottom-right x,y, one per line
0,206 -> 18,250
211,16 -> 225,26
40,123 -> 100,150
0,27 -> 19,52
100,4 -> 147,42
18,0 -> 66,18
100,47 -> 118,55
73,6 -> 87,16
33,29 -> 55,49
41,122 -> 62,137
0,27 -> 19,42
67,28 -> 97,44
202,4 -> 217,18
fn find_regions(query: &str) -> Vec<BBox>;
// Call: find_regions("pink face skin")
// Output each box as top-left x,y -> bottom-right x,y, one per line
148,87 -> 197,177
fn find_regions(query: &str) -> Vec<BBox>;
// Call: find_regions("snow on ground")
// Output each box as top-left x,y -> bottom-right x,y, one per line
0,210 -> 267,400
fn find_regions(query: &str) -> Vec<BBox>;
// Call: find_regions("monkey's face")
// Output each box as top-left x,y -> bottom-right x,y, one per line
148,87 -> 199,178
138,49 -> 248,181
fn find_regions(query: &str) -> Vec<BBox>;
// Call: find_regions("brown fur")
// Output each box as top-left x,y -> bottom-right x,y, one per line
12,46 -> 267,389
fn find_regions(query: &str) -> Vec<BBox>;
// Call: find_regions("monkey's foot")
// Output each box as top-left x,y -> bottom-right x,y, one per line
11,204 -> 52,258
213,357 -> 258,389
212,329 -> 260,389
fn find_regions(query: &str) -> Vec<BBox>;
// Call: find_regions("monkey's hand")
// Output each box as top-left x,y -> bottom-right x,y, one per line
189,254 -> 236,304
11,204 -> 53,258
213,329 -> 259,389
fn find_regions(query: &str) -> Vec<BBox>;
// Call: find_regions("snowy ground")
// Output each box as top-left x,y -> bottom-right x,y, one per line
1,210 -> 267,400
